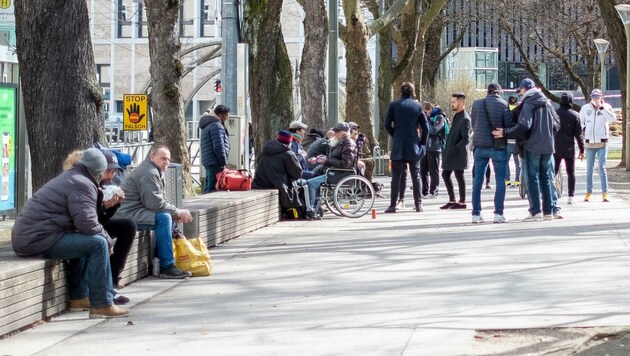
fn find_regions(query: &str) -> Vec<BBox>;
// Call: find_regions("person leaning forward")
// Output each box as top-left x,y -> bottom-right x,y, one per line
384,81 -> 429,213
11,148 -> 129,319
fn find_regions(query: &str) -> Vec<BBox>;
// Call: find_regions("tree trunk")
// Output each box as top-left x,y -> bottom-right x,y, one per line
145,0 -> 193,197
377,23 -> 394,148
421,18 -> 444,102
296,0 -> 328,129
14,0 -> 104,191
243,0 -> 294,154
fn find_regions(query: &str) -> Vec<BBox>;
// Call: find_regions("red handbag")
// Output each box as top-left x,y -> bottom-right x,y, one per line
215,169 -> 253,191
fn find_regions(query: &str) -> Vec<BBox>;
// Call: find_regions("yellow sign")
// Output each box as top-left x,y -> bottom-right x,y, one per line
123,94 -> 148,131
0,0 -> 11,10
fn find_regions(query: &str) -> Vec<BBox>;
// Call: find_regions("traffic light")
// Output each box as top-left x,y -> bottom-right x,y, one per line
214,79 -> 222,93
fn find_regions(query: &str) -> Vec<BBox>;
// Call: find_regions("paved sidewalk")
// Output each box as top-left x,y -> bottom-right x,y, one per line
2,160 -> 630,355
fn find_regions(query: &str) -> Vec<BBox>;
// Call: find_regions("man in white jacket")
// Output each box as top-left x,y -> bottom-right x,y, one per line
579,89 -> 616,202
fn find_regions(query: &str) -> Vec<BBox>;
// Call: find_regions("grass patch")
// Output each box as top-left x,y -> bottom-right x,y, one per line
608,149 -> 622,160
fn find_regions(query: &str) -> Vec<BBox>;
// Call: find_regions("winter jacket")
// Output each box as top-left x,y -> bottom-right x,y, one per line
12,164 -> 112,257
200,113 -> 230,167
291,140 -> 308,170
301,132 -> 324,152
442,110 -> 472,171
554,93 -> 584,156
324,136 -> 356,169
504,89 -> 560,155
306,137 -> 329,159
470,94 -> 513,149
253,140 -> 303,209
579,102 -> 616,145
426,107 -> 446,152
113,158 -> 179,225
385,95 -> 429,161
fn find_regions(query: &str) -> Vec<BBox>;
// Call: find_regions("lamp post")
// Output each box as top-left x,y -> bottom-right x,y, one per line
615,4 -> 630,171
593,39 -> 609,95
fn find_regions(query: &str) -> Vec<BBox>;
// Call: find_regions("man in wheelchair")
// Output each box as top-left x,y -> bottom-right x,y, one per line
305,122 -> 357,218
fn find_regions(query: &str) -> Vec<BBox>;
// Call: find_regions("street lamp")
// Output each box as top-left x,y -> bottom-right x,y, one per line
593,39 -> 609,95
615,4 -> 630,171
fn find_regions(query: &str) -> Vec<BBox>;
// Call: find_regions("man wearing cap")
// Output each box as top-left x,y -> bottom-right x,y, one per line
579,89 -> 616,202
305,122 -> 357,218
493,78 -> 560,222
384,82 -> 429,213
12,148 -> 129,318
253,130 -> 303,212
200,105 -> 231,193
288,121 -> 314,179
469,83 -> 513,224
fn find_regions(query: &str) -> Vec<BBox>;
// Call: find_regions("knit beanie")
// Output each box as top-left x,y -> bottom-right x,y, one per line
277,130 -> 293,144
79,148 -> 108,175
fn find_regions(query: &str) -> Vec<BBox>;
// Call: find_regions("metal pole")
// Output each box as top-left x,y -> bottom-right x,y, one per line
327,0 -> 339,128
626,25 -> 630,171
599,53 -> 607,95
221,0 -> 238,111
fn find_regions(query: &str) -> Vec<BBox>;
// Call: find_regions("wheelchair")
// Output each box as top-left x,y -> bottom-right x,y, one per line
313,168 -> 376,218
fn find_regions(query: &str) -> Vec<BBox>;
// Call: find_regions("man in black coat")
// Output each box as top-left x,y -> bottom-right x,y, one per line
554,92 -> 584,205
384,82 -> 429,213
253,130 -> 303,211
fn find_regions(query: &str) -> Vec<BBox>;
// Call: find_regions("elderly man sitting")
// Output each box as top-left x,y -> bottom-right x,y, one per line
305,122 -> 357,218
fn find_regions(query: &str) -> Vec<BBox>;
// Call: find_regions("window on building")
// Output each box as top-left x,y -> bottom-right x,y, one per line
475,51 -> 497,68
179,0 -> 194,38
117,0 -> 132,38
115,100 -> 124,114
476,69 -> 498,88
97,64 -> 111,87
200,1 -> 217,37
137,3 -> 149,38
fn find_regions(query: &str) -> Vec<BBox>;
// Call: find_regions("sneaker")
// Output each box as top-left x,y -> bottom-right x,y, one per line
472,215 -> 484,224
553,212 -> 564,220
584,192 -> 592,202
384,206 -> 397,214
113,290 -> 130,305
396,199 -> 406,210
505,180 -> 512,186
493,214 -> 507,223
567,196 -> 574,205
450,202 -> 467,209
68,298 -> 91,312
485,184 -> 492,190
428,193 -> 438,199
523,213 -> 543,222
415,204 -> 423,212
89,305 -> 129,319
514,181 -> 520,187
440,202 -> 456,209
543,214 -> 553,221
603,193 -> 609,202
159,264 -> 192,279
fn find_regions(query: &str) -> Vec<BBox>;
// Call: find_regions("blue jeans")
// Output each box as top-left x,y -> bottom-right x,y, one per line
524,151 -> 553,215
306,175 -> 327,210
42,233 -> 114,308
137,212 -> 175,268
204,165 -> 222,193
472,148 -> 508,216
550,159 -> 560,214
506,143 -> 521,181
585,146 -> 608,193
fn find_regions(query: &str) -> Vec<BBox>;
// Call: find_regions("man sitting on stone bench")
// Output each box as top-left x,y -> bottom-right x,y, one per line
114,145 -> 194,279
11,148 -> 129,319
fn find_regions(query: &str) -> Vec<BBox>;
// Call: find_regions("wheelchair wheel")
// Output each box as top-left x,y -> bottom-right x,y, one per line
321,185 -> 343,216
555,165 -> 563,199
333,175 -> 375,218
519,173 -> 527,199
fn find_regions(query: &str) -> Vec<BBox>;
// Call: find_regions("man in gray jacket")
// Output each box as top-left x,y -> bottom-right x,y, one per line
12,148 -> 128,318
114,145 -> 194,278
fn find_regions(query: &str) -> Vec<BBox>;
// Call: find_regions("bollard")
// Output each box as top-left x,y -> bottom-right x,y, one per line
371,208 -> 376,219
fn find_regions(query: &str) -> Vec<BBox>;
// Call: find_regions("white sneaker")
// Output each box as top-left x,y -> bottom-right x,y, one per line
472,215 -> 485,224
543,214 -> 553,221
523,213 -> 543,222
493,214 -> 507,223
396,199 -> 406,210
567,196 -> 574,205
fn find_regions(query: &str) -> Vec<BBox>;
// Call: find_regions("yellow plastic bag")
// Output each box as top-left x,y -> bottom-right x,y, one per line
173,237 -> 212,277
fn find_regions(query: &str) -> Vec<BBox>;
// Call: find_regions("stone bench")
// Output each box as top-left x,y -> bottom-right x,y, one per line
0,189 -> 279,337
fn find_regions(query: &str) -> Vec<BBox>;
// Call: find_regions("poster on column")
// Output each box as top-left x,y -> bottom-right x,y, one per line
0,85 -> 16,212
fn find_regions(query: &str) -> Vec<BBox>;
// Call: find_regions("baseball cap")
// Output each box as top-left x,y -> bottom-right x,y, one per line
519,78 -> 535,91
101,150 -> 122,170
289,121 -> 308,130
590,89 -> 602,98
347,121 -> 359,130
332,122 -> 350,133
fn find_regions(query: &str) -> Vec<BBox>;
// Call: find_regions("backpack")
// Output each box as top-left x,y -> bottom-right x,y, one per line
437,114 -> 450,149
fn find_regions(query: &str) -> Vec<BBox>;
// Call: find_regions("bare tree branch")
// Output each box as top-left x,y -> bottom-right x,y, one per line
368,0 -> 409,36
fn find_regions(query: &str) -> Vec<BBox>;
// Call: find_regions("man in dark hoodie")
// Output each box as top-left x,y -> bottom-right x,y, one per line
253,130 -> 303,211
421,102 -> 446,199
200,105 -> 231,193
494,79 -> 560,222
554,92 -> 584,205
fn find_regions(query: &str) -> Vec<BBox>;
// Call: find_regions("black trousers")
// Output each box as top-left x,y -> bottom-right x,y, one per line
442,169 -> 466,203
420,151 -> 440,195
103,218 -> 137,286
391,160 -> 422,208
554,152 -> 576,197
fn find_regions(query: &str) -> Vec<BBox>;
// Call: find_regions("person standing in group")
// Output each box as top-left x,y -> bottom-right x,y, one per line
421,102 -> 446,199
555,92 -> 584,205
505,95 -> 521,187
440,93 -> 472,211
493,78 -> 560,221
384,82 -> 429,213
579,89 -> 616,202
469,83 -> 513,224
199,105 -> 231,193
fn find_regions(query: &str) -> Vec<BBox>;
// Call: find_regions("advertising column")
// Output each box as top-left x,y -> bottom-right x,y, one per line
0,84 -> 16,214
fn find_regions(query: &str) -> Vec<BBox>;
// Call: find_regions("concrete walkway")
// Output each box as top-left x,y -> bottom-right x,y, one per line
1,159 -> 630,355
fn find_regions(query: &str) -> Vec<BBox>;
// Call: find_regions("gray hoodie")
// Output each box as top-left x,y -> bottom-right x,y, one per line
505,89 -> 560,155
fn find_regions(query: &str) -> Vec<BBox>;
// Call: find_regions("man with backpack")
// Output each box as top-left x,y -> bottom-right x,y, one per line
421,102 -> 447,199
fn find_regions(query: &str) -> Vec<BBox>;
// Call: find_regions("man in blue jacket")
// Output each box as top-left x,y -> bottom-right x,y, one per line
200,105 -> 231,193
384,82 -> 429,213
470,83 -> 513,224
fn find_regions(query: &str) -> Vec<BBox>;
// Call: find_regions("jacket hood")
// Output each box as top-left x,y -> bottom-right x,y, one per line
429,107 -> 444,118
262,140 -> 291,156
523,89 -> 548,106
559,92 -> 574,108
199,113 -> 221,129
